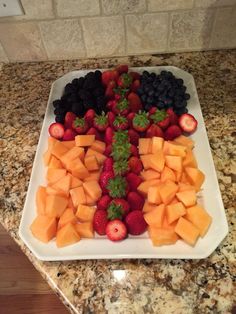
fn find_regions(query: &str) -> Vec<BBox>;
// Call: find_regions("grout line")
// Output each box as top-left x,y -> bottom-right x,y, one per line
78,18 -> 88,58
123,15 -> 128,56
99,0 -> 104,16
52,0 -> 57,18
208,7 -> 218,50
166,12 -> 171,53
0,41 -> 9,62
36,22 -> 49,61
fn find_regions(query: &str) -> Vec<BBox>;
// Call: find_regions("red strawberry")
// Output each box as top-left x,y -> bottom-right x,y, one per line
129,71 -> 141,80
112,98 -> 129,116
146,124 -> 164,138
116,64 -> 128,74
126,173 -> 142,191
106,220 -> 127,241
167,108 -> 179,126
62,128 -> 77,141
107,176 -> 128,198
127,92 -> 142,112
102,70 -> 113,86
84,109 -> 95,126
105,85 -> 115,99
93,112 -> 108,132
130,79 -> 141,93
113,159 -> 129,176
127,112 -> 135,127
148,107 -> 157,116
164,125 -> 182,140
117,73 -> 132,88
97,195 -> 112,211
48,122 -> 65,139
110,70 -> 119,82
113,115 -> 129,131
107,100 -> 116,110
125,210 -> 147,235
86,127 -> 102,140
107,111 -> 116,127
72,117 -> 88,134
107,199 -> 130,220
104,127 -> 114,144
103,157 -> 114,172
99,171 -> 114,194
179,113 -> 198,133
150,109 -> 170,130
132,111 -> 150,132
130,144 -> 138,157
64,112 -> 76,129
128,157 -> 143,174
104,144 -> 112,156
93,209 -> 108,235
128,129 -> 140,145
127,191 -> 144,211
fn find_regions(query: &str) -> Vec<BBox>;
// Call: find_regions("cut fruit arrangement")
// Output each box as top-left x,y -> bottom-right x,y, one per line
30,65 -> 211,248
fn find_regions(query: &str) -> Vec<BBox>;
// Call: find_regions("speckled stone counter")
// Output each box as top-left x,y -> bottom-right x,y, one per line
0,50 -> 235,314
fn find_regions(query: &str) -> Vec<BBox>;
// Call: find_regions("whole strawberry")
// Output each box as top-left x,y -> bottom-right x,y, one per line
105,80 -> 116,99
72,117 -> 88,134
150,109 -> 170,130
64,112 -> 76,129
130,145 -> 138,157
103,157 -> 114,172
128,157 -> 143,174
113,115 -> 129,131
107,176 -> 128,198
130,80 -> 141,93
84,109 -> 95,127
107,100 -> 116,110
116,64 -> 128,74
127,191 -> 144,211
97,195 -> 112,211
86,127 -> 102,141
117,73 -> 132,88
125,210 -> 147,235
146,124 -> 164,138
107,199 -> 130,220
164,125 -> 182,140
106,220 -> 127,241
107,111 -> 116,127
62,128 -> 77,141
127,92 -> 142,112
127,112 -> 135,127
94,112 -> 108,132
113,159 -> 129,176
148,107 -> 157,116
166,108 -> 179,125
104,127 -> 114,144
99,171 -> 114,194
128,129 -> 140,146
93,209 -> 108,235
132,111 -> 150,132
112,98 -> 129,116
126,172 -> 142,191
112,142 -> 131,161
104,144 -> 112,157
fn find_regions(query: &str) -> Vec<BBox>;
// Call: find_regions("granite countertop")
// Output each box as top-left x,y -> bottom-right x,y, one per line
0,50 -> 235,314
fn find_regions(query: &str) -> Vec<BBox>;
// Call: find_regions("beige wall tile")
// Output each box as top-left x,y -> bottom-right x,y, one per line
39,19 -> 86,59
0,23 -> 47,62
81,16 -> 125,57
21,0 -> 54,19
0,43 -> 8,62
169,10 -> 214,51
195,0 -> 236,8
101,0 -> 146,15
210,7 -> 236,48
56,0 -> 100,17
147,0 -> 194,12
126,13 -> 168,54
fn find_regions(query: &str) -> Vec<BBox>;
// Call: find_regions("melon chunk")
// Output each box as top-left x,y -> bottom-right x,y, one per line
51,174 -> 71,196
142,201 -> 157,213
178,183 -> 195,192
144,204 -> 165,228
147,186 -> 161,205
149,150 -> 165,172
165,155 -> 182,172
139,138 -> 152,155
48,156 -> 63,169
46,186 -> 66,197
85,192 -> 96,206
76,204 -> 96,222
140,154 -> 153,169
75,222 -> 94,238
166,202 -> 186,224
183,149 -> 197,168
69,186 -> 86,207
47,168 -> 67,184
43,149 -> 52,166
58,208 -> 77,229
137,179 -> 160,196
84,155 -> 99,171
173,135 -> 194,150
56,223 -> 80,248
36,186 -> 47,215
86,149 -> 106,165
140,170 -> 160,181
167,142 -> 187,157
148,226 -> 179,246
75,134 -> 95,147
185,167 -> 205,191
51,141 -> 68,159
159,181 -> 178,205
83,170 -> 101,182
185,205 -> 212,237
68,174 -> 83,189
176,190 -> 197,207
62,140 -> 75,149
151,137 -> 164,153
67,158 -> 89,179
90,140 -> 106,153
83,181 -> 102,201
60,146 -> 85,168
30,215 -> 57,243
161,166 -> 176,183
175,217 -> 200,246
45,195 -> 68,218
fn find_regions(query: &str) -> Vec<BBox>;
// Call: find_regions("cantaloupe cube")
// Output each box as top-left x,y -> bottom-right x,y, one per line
43,149 -> 52,166
178,183 -> 195,192
166,202 -> 186,224
30,215 -> 57,243
180,172 -> 191,184
68,174 -> 83,189
137,179 -> 160,196
75,134 -> 95,147
67,158 -> 89,179
47,168 -> 67,184
51,141 -> 68,159
161,166 -> 176,183
159,181 -> 178,205
86,149 -> 106,165
48,156 -> 63,169
60,146 -> 85,168
183,149 -> 197,168
84,155 -> 99,171
140,170 -> 160,181
46,186 -> 66,197
76,204 -> 96,222
163,141 -> 170,155
45,194 -> 68,218
174,170 -> 182,182
151,137 -> 164,153
185,205 -> 212,237
147,186 -> 161,205
83,170 -> 101,182
58,208 -> 77,229
62,140 -> 75,149
83,181 -> 102,201
165,155 -> 182,172
51,174 -> 71,196
175,217 -> 200,246
139,138 -> 152,155
144,204 -> 165,228
85,192 -> 96,206
169,197 -> 179,205
56,223 -> 80,248
142,201 -> 157,213
140,154 -> 153,169
36,186 -> 47,215
162,216 -> 178,229
75,222 -> 94,238
68,196 -> 76,213
69,186 -> 86,207
148,226 -> 179,246
173,135 -> 194,150
90,140 -> 106,153
149,150 -> 165,172
48,136 -> 58,149
167,142 -> 187,157
185,167 -> 205,191
176,190 -> 197,207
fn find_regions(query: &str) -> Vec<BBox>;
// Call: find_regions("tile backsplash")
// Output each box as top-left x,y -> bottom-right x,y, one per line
0,0 -> 235,62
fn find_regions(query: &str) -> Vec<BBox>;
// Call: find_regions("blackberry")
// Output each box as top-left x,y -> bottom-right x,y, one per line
55,114 -> 64,123
53,99 -> 62,108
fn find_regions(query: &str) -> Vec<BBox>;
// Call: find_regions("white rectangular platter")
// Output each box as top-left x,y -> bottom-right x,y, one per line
19,66 -> 228,261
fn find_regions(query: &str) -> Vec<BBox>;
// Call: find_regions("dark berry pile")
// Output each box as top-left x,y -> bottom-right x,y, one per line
137,70 -> 190,115
53,70 -> 106,123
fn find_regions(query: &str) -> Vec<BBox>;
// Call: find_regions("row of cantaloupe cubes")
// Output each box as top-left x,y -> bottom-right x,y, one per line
137,135 -> 212,246
31,135 -> 106,248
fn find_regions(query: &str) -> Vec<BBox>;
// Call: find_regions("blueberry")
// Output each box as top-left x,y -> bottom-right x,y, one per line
78,77 -> 85,88
94,70 -> 102,79
153,81 -> 159,88
176,78 -> 184,86
141,95 -> 147,103
160,70 -> 167,76
93,87 -> 104,97
64,83 -> 74,95
148,89 -> 155,97
72,78 -> 79,86
156,101 -> 165,109
52,99 -> 62,108
150,72 -> 156,80
184,93 -> 190,100
147,96 -> 154,104
142,70 -> 149,77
